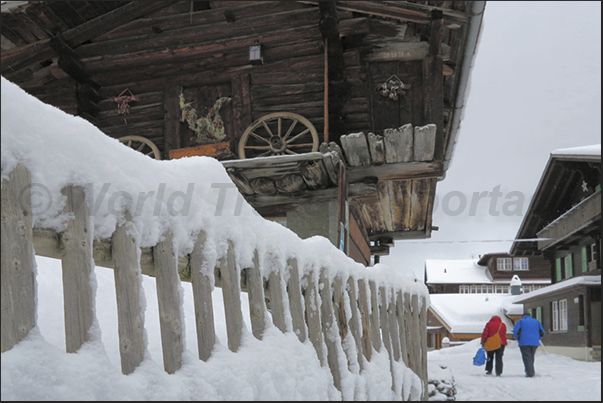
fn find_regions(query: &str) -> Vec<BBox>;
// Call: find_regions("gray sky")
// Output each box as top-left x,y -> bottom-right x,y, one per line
382,1 -> 602,280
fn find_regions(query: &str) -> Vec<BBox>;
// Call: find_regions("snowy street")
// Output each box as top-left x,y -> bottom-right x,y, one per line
428,339 -> 601,401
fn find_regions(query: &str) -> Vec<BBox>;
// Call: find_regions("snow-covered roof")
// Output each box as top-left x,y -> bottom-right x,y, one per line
429,294 -> 523,335
425,259 -> 492,284
551,144 -> 601,157
513,275 -> 601,303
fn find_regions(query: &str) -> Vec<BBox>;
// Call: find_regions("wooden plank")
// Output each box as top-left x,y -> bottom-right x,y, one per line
153,230 -> 184,373
287,258 -> 307,342
302,272 -> 325,365
419,295 -> 429,400
383,124 -> 413,163
357,279 -> 373,362
319,268 -> 342,392
409,294 -> 422,400
333,275 -> 352,371
60,186 -> 94,354
413,124 -> 437,162
347,160 -> 443,184
189,230 -> 216,361
169,142 -> 233,160
220,240 -> 243,352
1,165 -> 36,353
163,86 -> 181,159
395,290 -> 408,367
402,292 -> 413,367
347,276 -> 364,371
246,250 -> 267,340
111,216 -> 145,374
368,280 -> 382,352
367,132 -> 385,165
340,132 -> 371,167
388,290 -> 401,362
378,286 -> 392,358
268,270 -> 287,333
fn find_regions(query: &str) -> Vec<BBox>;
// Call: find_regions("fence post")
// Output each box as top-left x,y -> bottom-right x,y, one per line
346,276 -> 364,372
395,290 -> 408,367
302,271 -> 324,365
189,230 -> 216,361
357,279 -> 373,363
246,250 -> 266,340
409,294 -> 421,375
1,165 -> 36,353
379,285 -> 396,393
287,258 -> 307,342
388,289 -> 401,363
111,214 -> 145,374
220,240 -> 243,352
60,185 -> 94,354
268,268 -> 287,333
153,229 -> 184,373
319,268 -> 342,392
333,275 -> 354,372
419,294 -> 429,400
369,280 -> 382,352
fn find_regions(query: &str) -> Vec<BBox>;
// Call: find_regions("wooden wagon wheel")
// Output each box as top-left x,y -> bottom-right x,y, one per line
118,135 -> 162,160
238,112 -> 319,159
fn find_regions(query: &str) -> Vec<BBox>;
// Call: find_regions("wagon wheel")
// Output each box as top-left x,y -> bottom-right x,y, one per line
118,135 -> 161,160
238,112 -> 319,159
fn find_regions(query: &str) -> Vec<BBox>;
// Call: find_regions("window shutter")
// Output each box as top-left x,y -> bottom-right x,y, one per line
567,253 -> 573,278
555,258 -> 562,282
536,306 -> 542,323
582,246 -> 588,272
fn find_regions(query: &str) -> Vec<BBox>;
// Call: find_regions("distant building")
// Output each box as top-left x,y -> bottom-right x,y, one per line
511,144 -> 601,362
424,255 -> 551,295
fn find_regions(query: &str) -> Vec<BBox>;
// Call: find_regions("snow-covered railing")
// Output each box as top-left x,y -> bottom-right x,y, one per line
2,164 -> 428,399
1,76 -> 429,400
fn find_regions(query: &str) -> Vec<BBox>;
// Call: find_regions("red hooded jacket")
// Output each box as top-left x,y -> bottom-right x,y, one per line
481,316 -> 507,346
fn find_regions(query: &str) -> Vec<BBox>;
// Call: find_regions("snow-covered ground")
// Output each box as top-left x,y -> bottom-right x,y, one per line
1,256 -> 600,401
428,339 -> 601,401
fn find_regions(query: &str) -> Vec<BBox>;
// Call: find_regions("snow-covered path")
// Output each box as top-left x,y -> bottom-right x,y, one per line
428,339 -> 601,401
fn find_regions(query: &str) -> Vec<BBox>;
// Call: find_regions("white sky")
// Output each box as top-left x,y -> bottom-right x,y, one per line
383,1 -> 602,280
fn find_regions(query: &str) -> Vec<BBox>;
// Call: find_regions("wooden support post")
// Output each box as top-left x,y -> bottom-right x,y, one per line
302,272 -> 325,365
246,250 -> 267,340
153,230 -> 184,374
60,186 -> 94,354
1,165 -> 36,353
369,280 -> 382,352
220,240 -> 243,352
111,215 -> 145,374
357,279 -> 373,362
189,230 -> 216,361
287,258 -> 307,342
347,276 -> 364,371
268,269 -> 287,333
319,268 -> 342,392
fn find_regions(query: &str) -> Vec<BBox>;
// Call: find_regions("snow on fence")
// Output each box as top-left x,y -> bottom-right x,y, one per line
1,163 -> 428,400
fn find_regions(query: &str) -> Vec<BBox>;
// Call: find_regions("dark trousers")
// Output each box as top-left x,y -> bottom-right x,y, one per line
520,345 -> 538,377
485,345 -> 505,375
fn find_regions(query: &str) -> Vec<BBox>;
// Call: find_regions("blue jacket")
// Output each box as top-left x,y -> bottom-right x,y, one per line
513,315 -> 545,346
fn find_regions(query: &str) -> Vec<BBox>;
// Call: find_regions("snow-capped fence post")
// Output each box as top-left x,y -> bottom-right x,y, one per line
60,185 -> 95,354
346,276 -> 364,371
153,229 -> 184,374
403,292 -> 413,365
369,280 -> 382,352
268,267 -> 287,333
111,213 -> 145,374
333,275 -> 354,371
379,285 -> 396,393
357,279 -> 373,363
286,258 -> 307,342
302,271 -> 325,365
1,165 -> 36,353
395,290 -> 408,367
189,230 -> 216,361
319,268 -> 342,392
220,240 -> 243,352
419,295 -> 429,400
409,294 -> 421,374
388,290 -> 401,362
245,250 -> 266,340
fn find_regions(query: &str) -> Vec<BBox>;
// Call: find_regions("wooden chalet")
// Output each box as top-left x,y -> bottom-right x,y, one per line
510,145 -> 601,361
1,1 -> 485,265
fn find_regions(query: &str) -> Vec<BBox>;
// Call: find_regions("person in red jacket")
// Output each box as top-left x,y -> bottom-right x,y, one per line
480,315 -> 508,376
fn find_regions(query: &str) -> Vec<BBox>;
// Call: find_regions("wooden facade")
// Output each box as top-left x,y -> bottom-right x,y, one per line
510,148 -> 601,361
1,1 -> 485,263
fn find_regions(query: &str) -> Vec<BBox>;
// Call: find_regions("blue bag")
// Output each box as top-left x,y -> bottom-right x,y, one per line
472,347 -> 487,366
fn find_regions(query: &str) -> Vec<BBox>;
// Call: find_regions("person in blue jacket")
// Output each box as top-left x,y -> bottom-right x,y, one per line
513,312 -> 545,377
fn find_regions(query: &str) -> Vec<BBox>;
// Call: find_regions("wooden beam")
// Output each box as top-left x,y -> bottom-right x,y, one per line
297,1 -> 468,25
348,161 -> 443,183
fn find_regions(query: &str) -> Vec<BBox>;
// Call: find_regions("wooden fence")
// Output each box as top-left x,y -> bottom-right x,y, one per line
1,164 -> 428,400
